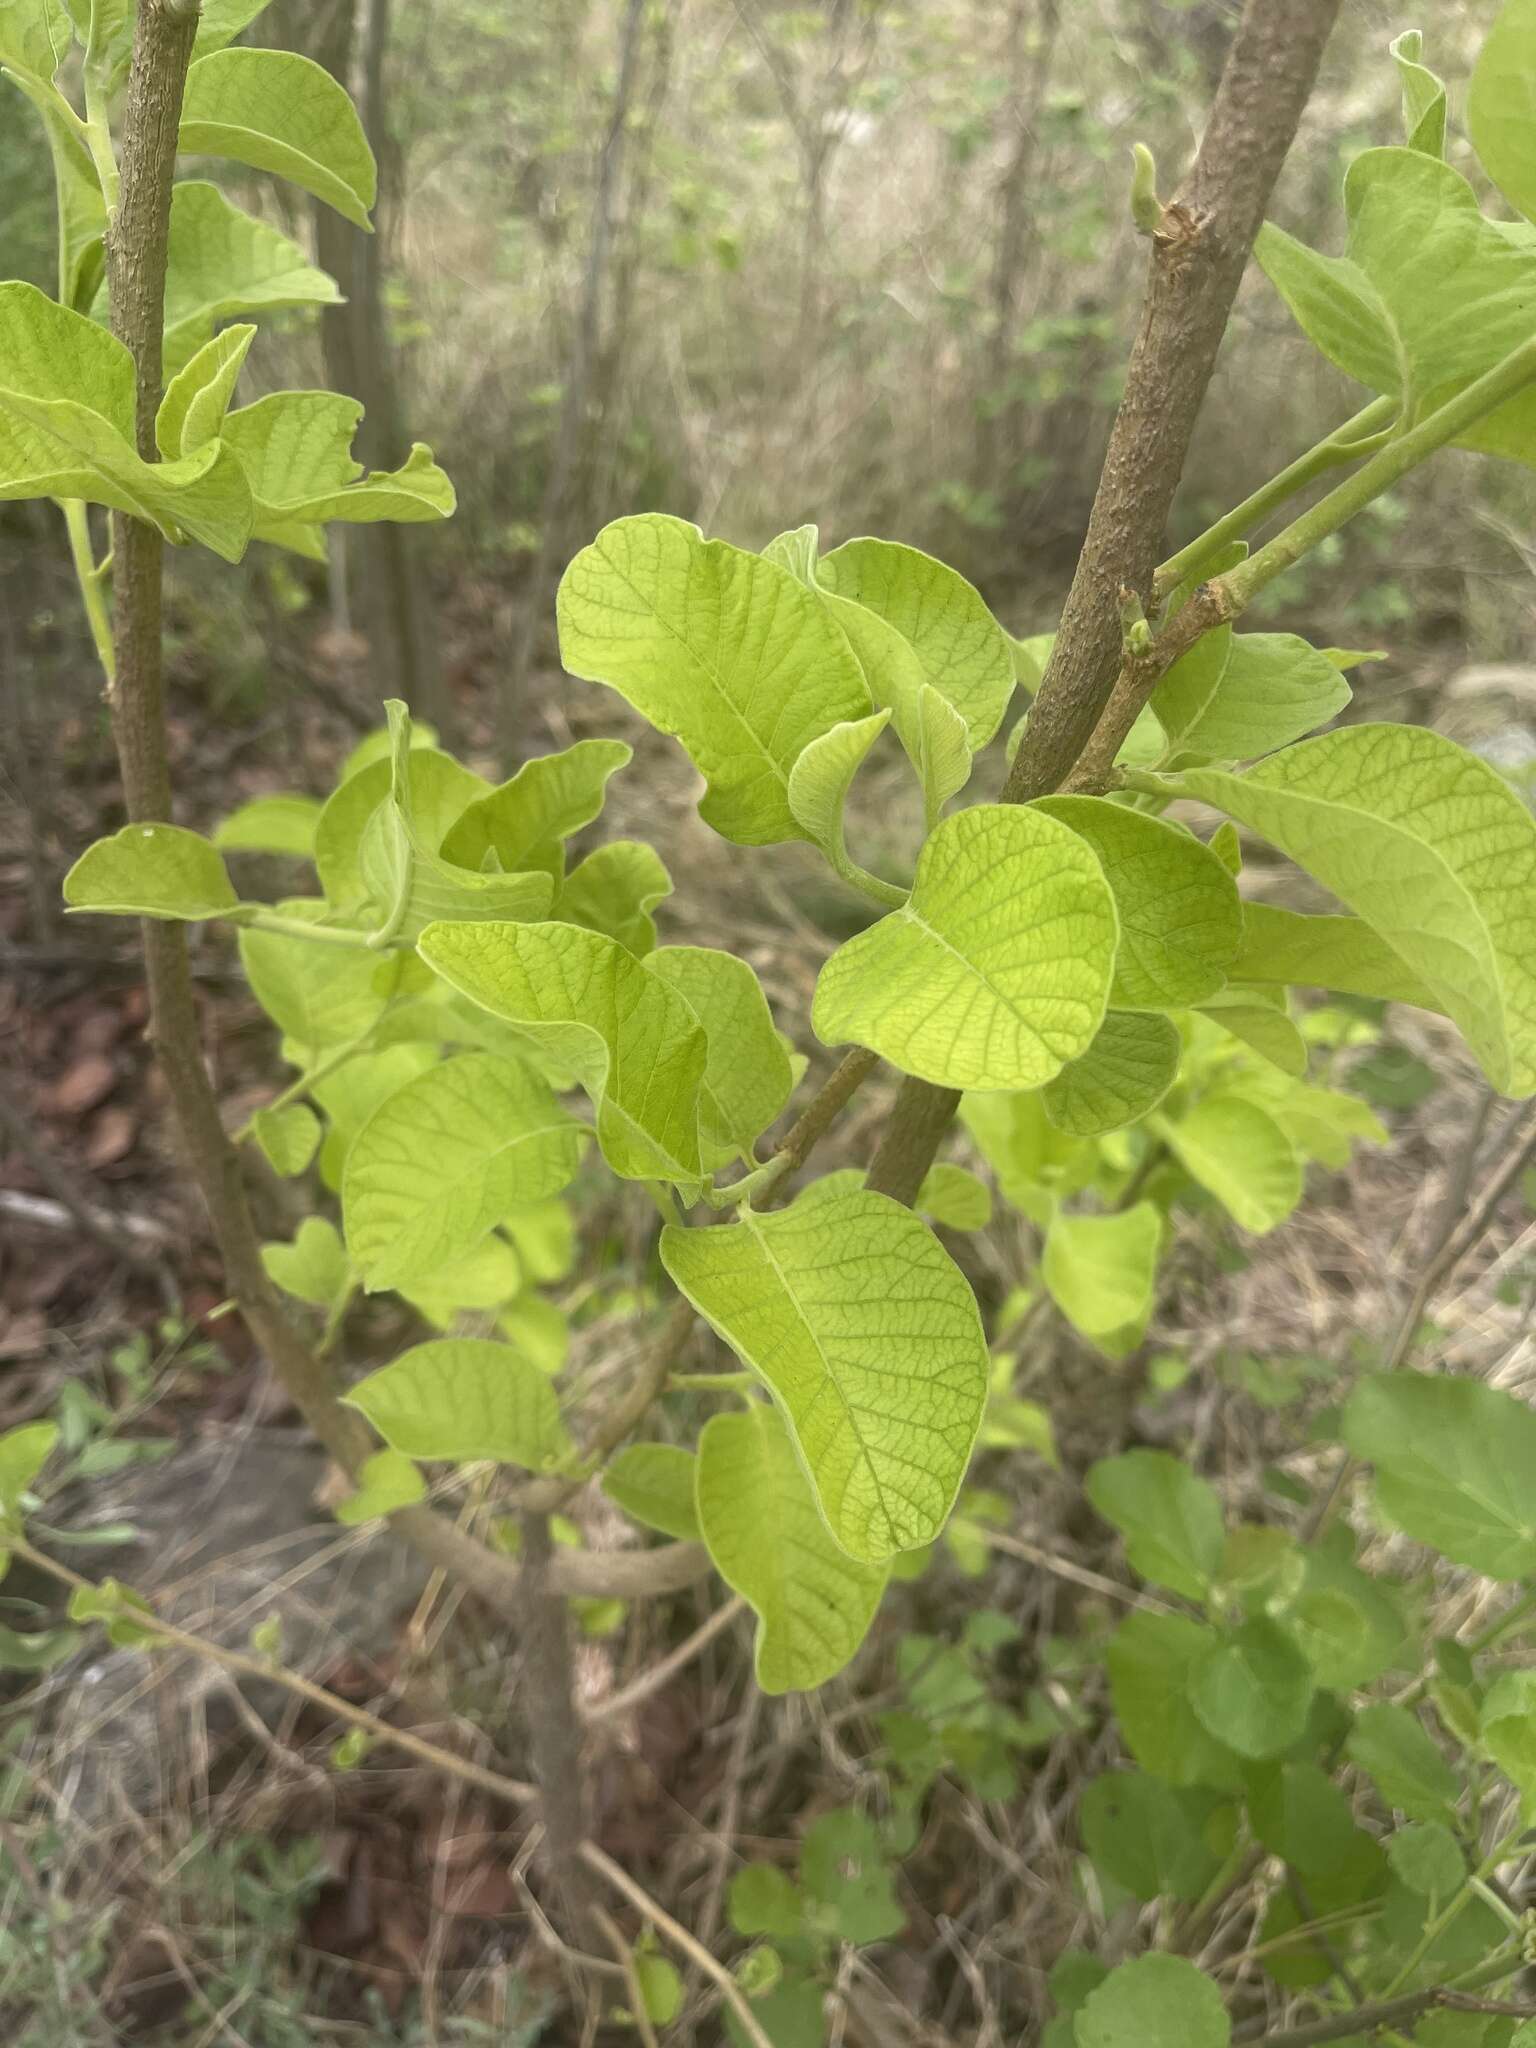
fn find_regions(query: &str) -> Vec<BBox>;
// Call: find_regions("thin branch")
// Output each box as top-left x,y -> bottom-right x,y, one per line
773,1046 -> 879,1179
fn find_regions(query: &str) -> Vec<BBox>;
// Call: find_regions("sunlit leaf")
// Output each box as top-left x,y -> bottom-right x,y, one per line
440,738 -> 631,881
1042,1010 -> 1180,1135
181,48 -> 376,227
554,840 -> 673,956
1152,1095 -> 1302,1234
1075,1954 -> 1229,2048
64,823 -> 240,921
602,1444 -> 701,1541
1041,1204 -> 1160,1358
213,791 -> 322,857
345,1337 -> 570,1468
644,945 -> 792,1166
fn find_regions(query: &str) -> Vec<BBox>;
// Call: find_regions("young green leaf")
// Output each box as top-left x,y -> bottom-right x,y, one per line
1342,1371 -> 1536,1578
343,1053 -> 585,1291
1391,29 -> 1447,156
960,1087 -> 1092,1223
261,1216 -> 351,1309
0,1420 -> 58,1512
316,746 -> 488,911
500,1199 -> 576,1284
554,840 -> 673,956
311,1044 -> 436,1183
397,1235 -> 522,1329
1229,904 -> 1440,1010
1151,1095 -> 1302,1235
1480,1669 -> 1536,1808
914,1163 -> 992,1231
344,1337 -> 570,1468
643,945 -> 793,1166
556,513 -> 870,844
601,1444 -> 701,1541
800,1807 -> 904,1944
812,805 -> 1118,1090
158,182 -> 341,380
250,1102 -> 321,1177
1386,1821 -> 1465,1898
1246,1760 -> 1388,1910
1075,1954 -> 1230,2048
662,1187 -> 988,1561
439,738 -> 632,881
727,1861 -> 805,1941
1171,727 -> 1536,1095
1042,1010 -> 1180,1136
1196,990 -> 1308,1078
1040,1205 -> 1161,1358
193,0 -> 273,55
1160,633 -> 1353,765
180,49 -> 377,228
1268,1082 -> 1388,1171
213,792 -> 323,858
694,1405 -> 888,1692
0,0 -> 71,87
817,536 -> 1015,751
1470,0 -> 1536,226
1106,1611 -> 1245,1790
1346,1701 -> 1460,1824
63,823 -> 241,921
499,1293 -> 570,1377
786,709 -> 906,903
419,919 -> 706,1183
155,322 -> 255,459
1033,796 -> 1241,1010
1189,1617 -> 1314,1760
220,392 -> 455,552
238,901 -> 408,1046
334,1448 -> 426,1526
1085,1450 -> 1225,1602
1080,1771 -> 1231,1902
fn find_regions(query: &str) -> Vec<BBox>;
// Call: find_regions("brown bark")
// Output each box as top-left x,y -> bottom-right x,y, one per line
865,0 -> 1343,1206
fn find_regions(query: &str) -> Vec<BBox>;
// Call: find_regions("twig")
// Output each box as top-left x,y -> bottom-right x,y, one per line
586,1596 -> 747,1723
518,1510 -> 594,1935
773,1047 -> 879,1180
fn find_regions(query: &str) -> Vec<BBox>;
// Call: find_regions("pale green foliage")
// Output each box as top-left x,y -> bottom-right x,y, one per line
262,1216 -> 350,1309
557,513 -> 869,844
1343,1372 -> 1536,1579
0,1420 -> 58,1512
63,821 -> 240,921
643,945 -> 792,1166
662,1188 -> 988,1561
1174,725 -> 1536,1096
694,1405 -> 888,1692
213,792 -> 323,858
1150,1095 -> 1302,1235
335,1448 -> 425,1525
316,746 -> 488,910
813,806 -> 1118,1089
238,905 -> 406,1045
1041,1011 -> 1180,1136
914,1163 -> 992,1230
1152,630 -> 1352,764
1391,28 -> 1447,155
342,1053 -> 585,1290
555,840 -> 673,954
1086,1451 -> 1224,1603
786,710 -> 902,903
441,738 -> 631,880
345,1338 -> 570,1468
601,1444 -> 701,1541
1040,1204 -> 1160,1357
1470,0 -> 1536,225
156,323 -> 255,460
1230,905 -> 1439,1009
251,1103 -> 321,1177
1075,1954 -> 1229,2048
180,49 -> 377,228
1189,1616 -> 1314,1759
158,181 -> 342,380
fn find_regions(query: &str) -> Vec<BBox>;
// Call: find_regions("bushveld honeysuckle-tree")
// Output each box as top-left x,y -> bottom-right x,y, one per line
9,0 -> 1536,2036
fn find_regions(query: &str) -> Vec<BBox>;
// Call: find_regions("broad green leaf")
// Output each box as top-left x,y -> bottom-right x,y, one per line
345,1338 -> 570,1468
1346,1701 -> 1459,1823
644,945 -> 792,1166
238,901 -> 408,1046
1391,29 -> 1447,157
1197,991 -> 1308,1078
1342,1371 -> 1536,1578
1256,148 -> 1536,408
1480,1669 -> 1536,1808
1150,619 -> 1232,752
1290,1536 -> 1410,1691
1106,1611 -> 1244,1790
1034,796 -> 1241,1010
155,323 -> 255,460
812,805 -> 1117,1090
554,840 -> 672,956
334,1448 -> 425,1525
1157,633 -> 1352,765
1190,1617 -> 1314,1759
1247,1760 -> 1388,1911
500,1199 -> 576,1284
1470,0 -> 1536,225
193,0 -> 272,55
662,1188 -> 988,1561
213,792 -> 322,858
440,738 -> 632,881
1229,904 -> 1440,1010
1387,1821 -> 1465,1898
0,1420 -> 58,1510
801,1808 -> 904,1944
158,182 -> 341,381
1042,1010 -> 1180,1136
221,392 -> 454,551
250,1102 -> 320,1177
1075,1954 -> 1229,2048
1041,1205 -> 1160,1358
787,710 -> 903,900
499,1292 -> 569,1376
1173,726 -> 1536,1094
694,1405 -> 888,1692
397,1235 -> 522,1328
0,281 -> 252,560
343,1053 -> 584,1290
1085,1449 -> 1224,1602
315,746 -> 488,911
728,1862 -> 805,1941
0,0 -> 70,84
959,1088 -> 1093,1222
181,49 -> 376,228
64,823 -> 240,921
1080,1771 -> 1230,1902
818,537 -> 1014,750
311,1043 -> 436,1183
358,705 -> 551,942
262,1216 -> 350,1309
420,919 -> 705,1183
915,1163 -> 992,1230
1152,1096 -> 1302,1234
602,1444 -> 701,1541
556,513 -> 870,845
